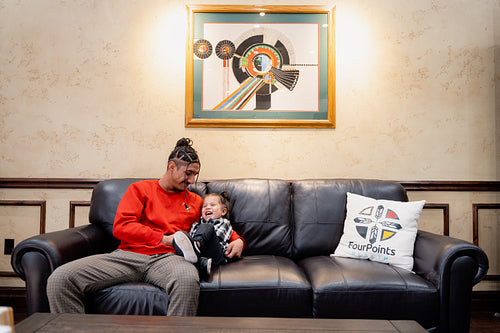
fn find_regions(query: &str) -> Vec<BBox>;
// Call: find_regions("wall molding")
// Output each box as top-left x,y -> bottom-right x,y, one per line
398,181 -> 500,191
423,203 -> 450,236
0,200 -> 46,234
473,203 -> 500,281
0,200 -> 46,277
1,178 -> 499,191
69,201 -> 91,228
0,178 -> 102,189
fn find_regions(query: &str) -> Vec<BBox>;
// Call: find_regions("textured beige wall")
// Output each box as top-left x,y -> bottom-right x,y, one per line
0,0 -> 498,181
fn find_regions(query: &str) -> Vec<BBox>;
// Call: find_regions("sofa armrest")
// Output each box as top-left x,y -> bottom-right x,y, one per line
413,230 -> 489,333
12,224 -> 117,279
413,230 -> 488,286
11,224 -> 117,314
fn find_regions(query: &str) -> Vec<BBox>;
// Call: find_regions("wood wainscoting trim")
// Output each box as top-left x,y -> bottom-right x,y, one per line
0,200 -> 46,234
0,178 -> 103,189
1,178 -> 499,191
399,180 -> 500,191
69,201 -> 91,228
423,203 -> 450,236
472,203 -> 500,281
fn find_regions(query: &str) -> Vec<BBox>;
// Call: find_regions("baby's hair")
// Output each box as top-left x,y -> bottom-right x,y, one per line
205,191 -> 231,218
168,138 -> 200,167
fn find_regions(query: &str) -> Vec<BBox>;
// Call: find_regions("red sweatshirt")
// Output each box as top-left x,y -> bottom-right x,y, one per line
113,180 -> 242,255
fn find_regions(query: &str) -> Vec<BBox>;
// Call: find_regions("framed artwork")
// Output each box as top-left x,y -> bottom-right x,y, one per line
185,5 -> 335,128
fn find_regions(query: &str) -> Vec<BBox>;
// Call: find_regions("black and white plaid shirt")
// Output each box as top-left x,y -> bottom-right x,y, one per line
189,217 -> 233,251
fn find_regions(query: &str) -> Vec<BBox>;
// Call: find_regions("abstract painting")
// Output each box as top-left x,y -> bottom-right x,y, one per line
185,5 -> 335,128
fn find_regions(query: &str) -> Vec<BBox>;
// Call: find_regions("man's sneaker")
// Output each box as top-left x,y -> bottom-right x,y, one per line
173,231 -> 200,263
197,257 -> 212,278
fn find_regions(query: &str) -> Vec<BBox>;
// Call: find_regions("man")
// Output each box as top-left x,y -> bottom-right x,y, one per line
47,138 -> 244,316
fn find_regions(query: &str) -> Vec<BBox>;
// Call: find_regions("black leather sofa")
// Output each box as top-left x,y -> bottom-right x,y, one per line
11,178 -> 489,332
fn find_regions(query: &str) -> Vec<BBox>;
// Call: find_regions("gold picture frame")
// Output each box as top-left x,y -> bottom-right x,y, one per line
185,5 -> 335,128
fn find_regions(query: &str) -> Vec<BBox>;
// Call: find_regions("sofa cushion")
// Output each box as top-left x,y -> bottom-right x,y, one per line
89,179 -> 141,240
333,192 -> 425,271
299,256 -> 439,328
207,179 -> 292,257
292,179 -> 408,259
198,255 -> 312,317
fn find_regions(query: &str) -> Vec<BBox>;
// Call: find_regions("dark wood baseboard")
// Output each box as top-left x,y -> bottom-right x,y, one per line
0,287 -> 27,324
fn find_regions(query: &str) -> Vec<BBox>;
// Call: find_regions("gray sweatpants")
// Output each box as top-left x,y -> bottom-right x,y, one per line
46,250 -> 199,316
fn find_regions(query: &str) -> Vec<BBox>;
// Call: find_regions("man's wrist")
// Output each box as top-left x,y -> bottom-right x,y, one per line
162,234 -> 174,246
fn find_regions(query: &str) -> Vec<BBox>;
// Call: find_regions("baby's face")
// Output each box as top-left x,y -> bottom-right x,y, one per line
201,196 -> 227,221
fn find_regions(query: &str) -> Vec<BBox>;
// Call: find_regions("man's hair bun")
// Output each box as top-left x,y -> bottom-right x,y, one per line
175,138 -> 193,148
169,138 -> 200,165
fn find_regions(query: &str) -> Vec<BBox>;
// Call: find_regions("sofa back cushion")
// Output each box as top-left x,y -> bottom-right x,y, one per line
207,179 -> 292,257
89,178 -> 207,242
291,179 -> 408,259
89,179 -> 143,242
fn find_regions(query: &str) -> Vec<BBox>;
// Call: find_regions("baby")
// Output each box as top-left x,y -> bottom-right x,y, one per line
173,191 -> 233,276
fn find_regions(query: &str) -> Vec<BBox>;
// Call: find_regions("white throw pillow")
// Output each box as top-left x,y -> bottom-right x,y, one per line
333,192 -> 425,271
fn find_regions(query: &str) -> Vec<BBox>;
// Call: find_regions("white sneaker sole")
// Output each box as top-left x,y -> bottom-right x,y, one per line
174,232 -> 198,263
206,258 -> 212,275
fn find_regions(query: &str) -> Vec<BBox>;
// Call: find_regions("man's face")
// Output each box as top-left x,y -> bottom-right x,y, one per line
170,161 -> 200,191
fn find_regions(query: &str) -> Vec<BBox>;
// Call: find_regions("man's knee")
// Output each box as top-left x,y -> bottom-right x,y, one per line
170,261 -> 199,289
47,265 -> 73,295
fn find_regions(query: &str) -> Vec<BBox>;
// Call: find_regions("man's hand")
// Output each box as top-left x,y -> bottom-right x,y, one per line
225,238 -> 244,259
161,234 -> 174,247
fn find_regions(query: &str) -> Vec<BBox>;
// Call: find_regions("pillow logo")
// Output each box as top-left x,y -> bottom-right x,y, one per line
354,205 -> 402,244
334,193 -> 424,271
